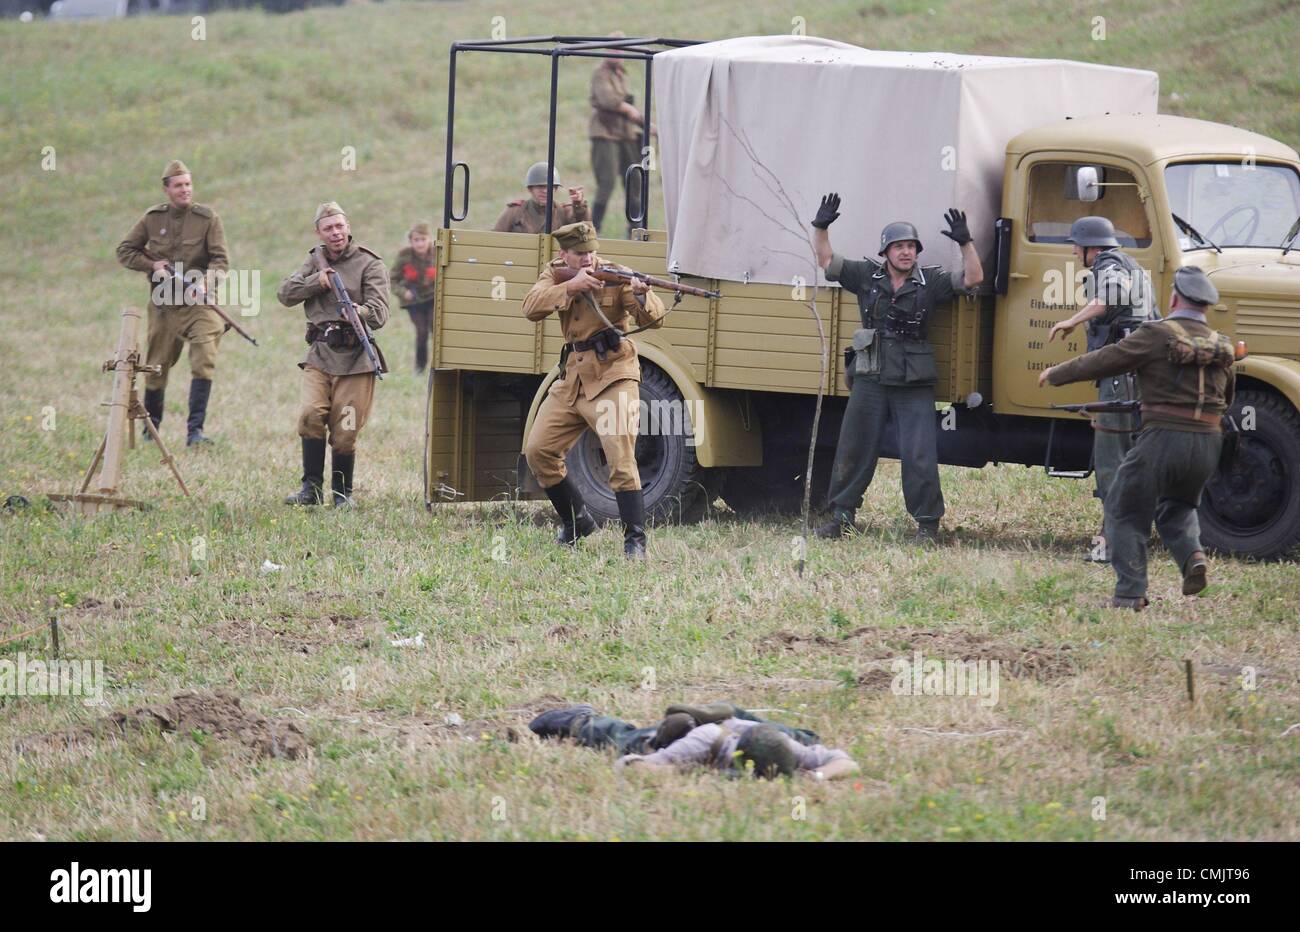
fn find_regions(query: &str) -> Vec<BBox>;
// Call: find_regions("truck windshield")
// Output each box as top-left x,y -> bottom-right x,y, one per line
1165,161 -> 1300,249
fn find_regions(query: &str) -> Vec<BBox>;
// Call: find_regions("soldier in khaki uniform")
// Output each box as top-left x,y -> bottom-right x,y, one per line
1040,267 -> 1235,609
493,162 -> 589,235
116,159 -> 229,446
522,221 -> 666,558
588,42 -> 647,235
389,221 -> 438,374
277,202 -> 389,507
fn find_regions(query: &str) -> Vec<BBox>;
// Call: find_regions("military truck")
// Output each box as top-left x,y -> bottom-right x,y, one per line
425,36 -> 1300,559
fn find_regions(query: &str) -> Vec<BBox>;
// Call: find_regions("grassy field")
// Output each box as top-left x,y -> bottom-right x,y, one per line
0,0 -> 1297,841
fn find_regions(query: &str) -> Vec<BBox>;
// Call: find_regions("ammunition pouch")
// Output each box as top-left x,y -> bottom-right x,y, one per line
569,328 -> 624,362
850,328 -> 881,378
883,302 -> 927,341
306,322 -> 358,350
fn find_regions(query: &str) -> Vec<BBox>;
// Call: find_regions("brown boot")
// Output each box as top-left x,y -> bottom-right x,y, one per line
1182,551 -> 1208,596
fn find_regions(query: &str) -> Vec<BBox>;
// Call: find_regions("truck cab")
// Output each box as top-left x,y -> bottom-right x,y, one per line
1000,115 -> 1300,556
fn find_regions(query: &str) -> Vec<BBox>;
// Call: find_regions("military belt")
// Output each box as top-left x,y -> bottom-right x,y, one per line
1141,403 -> 1222,427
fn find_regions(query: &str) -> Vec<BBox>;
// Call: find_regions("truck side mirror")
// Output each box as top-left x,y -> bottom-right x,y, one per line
1076,166 -> 1100,202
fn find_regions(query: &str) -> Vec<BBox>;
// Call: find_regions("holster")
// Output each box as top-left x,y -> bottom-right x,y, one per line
1219,414 -> 1240,472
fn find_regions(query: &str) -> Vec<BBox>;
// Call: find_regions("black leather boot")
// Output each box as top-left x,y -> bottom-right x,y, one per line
186,378 -> 214,446
543,477 -> 597,546
142,388 -> 165,441
592,201 -> 606,235
331,452 -> 355,507
616,489 -> 647,559
815,507 -> 855,539
284,438 -> 326,506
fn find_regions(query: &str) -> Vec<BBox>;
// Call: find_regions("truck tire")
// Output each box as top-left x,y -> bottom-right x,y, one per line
562,361 -> 713,524
719,458 -> 830,516
1199,389 -> 1300,560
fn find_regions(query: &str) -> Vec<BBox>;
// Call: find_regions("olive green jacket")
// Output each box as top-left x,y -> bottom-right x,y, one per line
277,239 -> 390,377
589,62 -> 641,141
117,202 -> 228,307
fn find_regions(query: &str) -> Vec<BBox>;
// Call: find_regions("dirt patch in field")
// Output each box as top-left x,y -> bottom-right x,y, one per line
764,626 -> 1079,684
216,613 -> 379,655
18,691 -> 309,760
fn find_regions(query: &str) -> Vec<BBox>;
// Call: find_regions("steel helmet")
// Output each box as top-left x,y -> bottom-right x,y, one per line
1067,216 -> 1119,248
524,161 -> 561,188
879,221 -> 923,256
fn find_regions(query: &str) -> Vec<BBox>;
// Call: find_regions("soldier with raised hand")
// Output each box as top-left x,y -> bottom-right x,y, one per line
277,202 -> 389,508
116,159 -> 229,447
1039,267 -> 1235,609
811,193 -> 983,543
1048,216 -> 1157,561
521,221 -> 666,558
493,162 -> 589,235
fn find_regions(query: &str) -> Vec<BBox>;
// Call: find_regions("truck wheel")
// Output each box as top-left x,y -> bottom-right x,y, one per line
1199,390 -> 1300,560
563,361 -> 713,524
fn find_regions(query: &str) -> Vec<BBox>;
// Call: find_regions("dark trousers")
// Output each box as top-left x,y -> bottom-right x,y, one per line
1104,428 -> 1221,598
590,137 -> 642,234
405,299 -> 434,372
827,379 -> 945,526
1093,373 -> 1137,503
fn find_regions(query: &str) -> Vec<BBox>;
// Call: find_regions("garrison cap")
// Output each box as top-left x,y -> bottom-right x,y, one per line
553,220 -> 598,253
735,724 -> 797,779
314,201 -> 347,225
162,159 -> 191,182
1173,265 -> 1219,307
409,220 -> 433,237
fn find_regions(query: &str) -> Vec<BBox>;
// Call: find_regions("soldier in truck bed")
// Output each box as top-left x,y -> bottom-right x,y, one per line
493,162 -> 589,235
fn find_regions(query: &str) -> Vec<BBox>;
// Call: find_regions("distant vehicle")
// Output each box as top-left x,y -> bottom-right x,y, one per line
47,0 -> 198,18
47,0 -> 127,18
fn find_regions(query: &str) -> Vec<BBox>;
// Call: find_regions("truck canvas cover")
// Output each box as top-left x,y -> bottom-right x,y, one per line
654,36 -> 1159,288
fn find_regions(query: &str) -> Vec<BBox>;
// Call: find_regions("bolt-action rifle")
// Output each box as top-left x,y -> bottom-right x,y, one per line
159,262 -> 259,346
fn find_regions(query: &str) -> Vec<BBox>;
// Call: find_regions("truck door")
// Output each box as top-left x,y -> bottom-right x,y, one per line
998,157 -> 1161,414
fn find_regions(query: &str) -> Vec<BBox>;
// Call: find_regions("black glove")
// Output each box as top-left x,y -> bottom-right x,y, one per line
812,193 -> 841,230
941,208 -> 971,245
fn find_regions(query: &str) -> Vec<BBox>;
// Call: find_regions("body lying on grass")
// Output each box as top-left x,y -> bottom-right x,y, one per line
530,701 -> 860,781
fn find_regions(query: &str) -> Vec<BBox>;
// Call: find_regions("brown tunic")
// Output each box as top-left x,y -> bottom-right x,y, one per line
522,256 -> 667,405
277,238 -> 390,377
116,202 -> 229,306
493,197 -> 590,235
1047,316 -> 1236,432
589,61 -> 641,142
